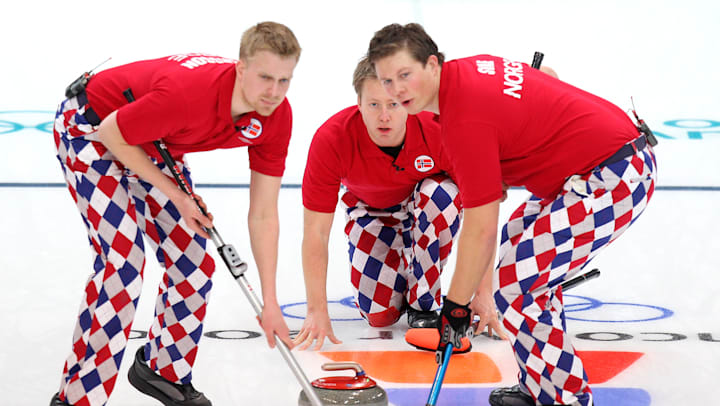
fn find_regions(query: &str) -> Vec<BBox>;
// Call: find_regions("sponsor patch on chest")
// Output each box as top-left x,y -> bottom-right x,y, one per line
414,155 -> 435,172
241,118 -> 263,139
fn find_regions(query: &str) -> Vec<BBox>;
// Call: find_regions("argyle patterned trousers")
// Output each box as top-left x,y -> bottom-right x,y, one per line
342,174 -> 462,327
494,141 -> 656,405
52,95 -> 215,406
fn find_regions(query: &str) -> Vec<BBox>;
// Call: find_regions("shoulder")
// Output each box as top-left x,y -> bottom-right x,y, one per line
408,111 -> 441,140
273,98 -> 293,119
414,111 -> 441,129
315,105 -> 361,139
261,98 -> 293,130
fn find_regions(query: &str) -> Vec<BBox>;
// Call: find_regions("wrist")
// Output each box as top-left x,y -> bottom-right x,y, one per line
306,300 -> 329,313
441,298 -> 471,328
445,292 -> 471,307
443,297 -> 470,311
262,294 -> 279,308
166,186 -> 189,203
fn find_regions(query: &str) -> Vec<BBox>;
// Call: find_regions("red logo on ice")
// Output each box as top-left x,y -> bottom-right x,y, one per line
414,155 -> 434,172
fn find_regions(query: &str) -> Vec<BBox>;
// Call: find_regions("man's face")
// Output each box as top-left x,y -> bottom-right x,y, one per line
358,78 -> 407,147
373,48 -> 439,115
237,50 -> 298,116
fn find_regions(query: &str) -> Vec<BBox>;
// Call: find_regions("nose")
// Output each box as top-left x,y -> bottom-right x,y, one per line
392,82 -> 406,100
379,106 -> 391,122
268,81 -> 283,98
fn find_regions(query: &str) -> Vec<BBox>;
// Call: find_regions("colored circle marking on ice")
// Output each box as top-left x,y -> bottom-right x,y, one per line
319,350 -> 641,385
320,351 -> 501,384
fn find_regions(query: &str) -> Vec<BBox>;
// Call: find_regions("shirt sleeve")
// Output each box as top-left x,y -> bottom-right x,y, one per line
115,79 -> 188,145
443,121 -> 504,208
302,129 -> 343,213
248,101 -> 292,177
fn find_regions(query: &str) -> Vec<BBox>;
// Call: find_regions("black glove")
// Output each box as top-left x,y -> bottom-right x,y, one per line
436,298 -> 472,364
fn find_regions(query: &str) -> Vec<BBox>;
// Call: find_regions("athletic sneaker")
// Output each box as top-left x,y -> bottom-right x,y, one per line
49,393 -> 70,406
128,347 -> 211,406
407,307 -> 439,328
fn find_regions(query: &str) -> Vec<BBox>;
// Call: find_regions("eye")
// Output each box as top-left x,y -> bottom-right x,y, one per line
280,78 -> 290,84
389,102 -> 399,108
401,72 -> 410,79
369,103 -> 379,108
382,79 -> 392,87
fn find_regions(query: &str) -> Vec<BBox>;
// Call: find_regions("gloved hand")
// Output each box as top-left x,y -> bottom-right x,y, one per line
436,298 -> 472,364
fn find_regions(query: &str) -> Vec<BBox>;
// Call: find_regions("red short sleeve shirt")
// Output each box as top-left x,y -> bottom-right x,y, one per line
438,55 -> 640,207
302,107 -> 452,212
85,54 -> 292,177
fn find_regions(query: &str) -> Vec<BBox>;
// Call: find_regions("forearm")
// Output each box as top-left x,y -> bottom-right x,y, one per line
301,208 -> 335,310
446,203 -> 499,305
248,212 -> 280,305
447,231 -> 496,304
247,171 -> 283,305
475,248 -> 497,298
301,231 -> 330,312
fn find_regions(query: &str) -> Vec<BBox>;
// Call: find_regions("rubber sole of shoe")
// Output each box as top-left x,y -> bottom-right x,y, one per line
127,348 -> 210,406
50,393 -> 70,406
128,362 -> 180,406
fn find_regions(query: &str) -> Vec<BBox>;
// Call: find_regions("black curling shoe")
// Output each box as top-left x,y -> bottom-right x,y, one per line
128,347 -> 211,406
50,393 -> 70,406
407,307 -> 440,328
489,385 -> 536,406
489,385 -> 594,406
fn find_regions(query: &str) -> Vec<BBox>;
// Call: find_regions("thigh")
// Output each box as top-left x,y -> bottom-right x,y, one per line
128,160 -> 212,275
342,192 -> 410,310
410,174 -> 462,259
496,145 -> 657,297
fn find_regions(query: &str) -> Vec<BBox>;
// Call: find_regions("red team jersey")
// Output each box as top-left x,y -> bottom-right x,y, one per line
85,54 -> 293,177
303,106 -> 450,213
439,55 -> 639,208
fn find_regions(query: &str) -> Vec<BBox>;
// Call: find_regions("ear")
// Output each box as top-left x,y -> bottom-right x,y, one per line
235,59 -> 246,77
426,55 -> 439,73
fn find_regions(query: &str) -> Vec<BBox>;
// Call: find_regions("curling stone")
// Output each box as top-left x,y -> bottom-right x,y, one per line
298,362 -> 388,406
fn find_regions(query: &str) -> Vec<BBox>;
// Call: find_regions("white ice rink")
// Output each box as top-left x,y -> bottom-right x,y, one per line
2,1 -> 719,405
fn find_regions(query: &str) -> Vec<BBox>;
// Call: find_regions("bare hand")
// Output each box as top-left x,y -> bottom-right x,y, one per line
292,310 -> 342,351
192,194 -> 214,222
173,193 -> 213,239
257,302 -> 293,349
469,292 -> 508,340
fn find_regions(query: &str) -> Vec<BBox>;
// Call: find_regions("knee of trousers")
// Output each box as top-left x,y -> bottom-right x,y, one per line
361,306 -> 402,327
493,268 -> 529,314
415,174 -> 459,202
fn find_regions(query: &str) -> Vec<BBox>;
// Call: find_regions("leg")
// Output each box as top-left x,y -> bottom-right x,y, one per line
341,191 -> 410,327
407,174 -> 462,311
53,98 -> 146,406
127,163 -> 216,385
493,146 -> 656,405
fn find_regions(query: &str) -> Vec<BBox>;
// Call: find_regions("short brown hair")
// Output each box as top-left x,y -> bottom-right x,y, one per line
367,23 -> 444,66
352,56 -> 377,97
239,21 -> 301,61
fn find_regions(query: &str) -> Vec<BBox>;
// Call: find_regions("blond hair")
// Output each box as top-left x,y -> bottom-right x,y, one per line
239,22 -> 301,61
352,56 -> 377,97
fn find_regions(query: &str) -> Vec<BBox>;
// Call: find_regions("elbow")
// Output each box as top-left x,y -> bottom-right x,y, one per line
540,65 -> 559,79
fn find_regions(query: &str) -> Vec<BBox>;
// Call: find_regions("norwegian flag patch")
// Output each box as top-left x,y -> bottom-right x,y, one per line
241,118 -> 263,139
414,155 -> 434,172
